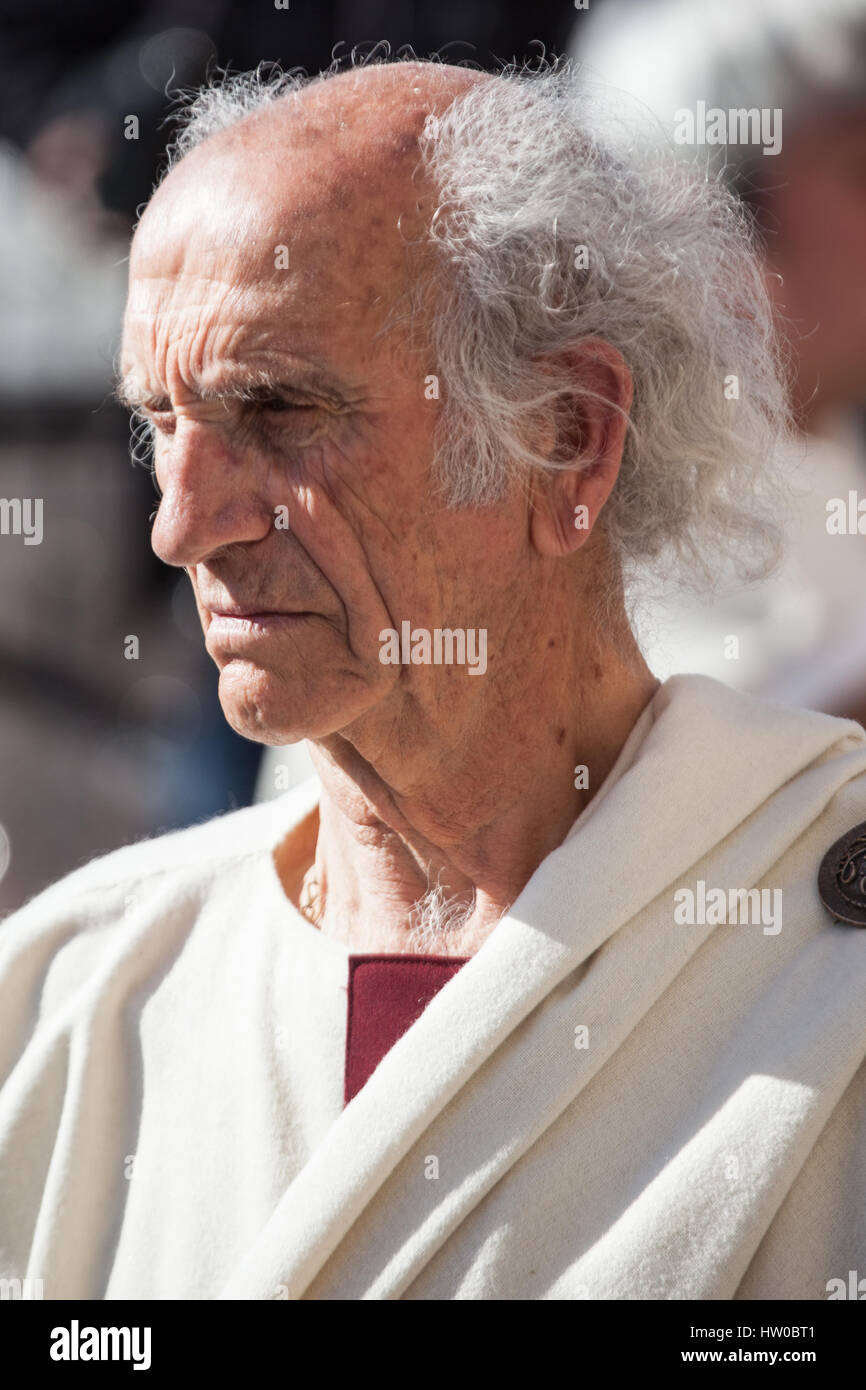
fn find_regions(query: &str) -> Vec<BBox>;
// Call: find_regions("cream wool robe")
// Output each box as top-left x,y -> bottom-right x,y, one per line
2,674 -> 866,1301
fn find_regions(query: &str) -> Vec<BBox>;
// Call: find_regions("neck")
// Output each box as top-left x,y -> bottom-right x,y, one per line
301,618 -> 659,957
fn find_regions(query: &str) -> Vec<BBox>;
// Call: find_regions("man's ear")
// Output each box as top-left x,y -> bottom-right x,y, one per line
530,339 -> 633,558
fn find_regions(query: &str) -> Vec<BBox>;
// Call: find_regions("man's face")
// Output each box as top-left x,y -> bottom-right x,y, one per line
120,100 -> 517,748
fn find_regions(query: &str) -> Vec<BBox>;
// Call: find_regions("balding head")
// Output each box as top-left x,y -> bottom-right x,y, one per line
132,62 -> 487,348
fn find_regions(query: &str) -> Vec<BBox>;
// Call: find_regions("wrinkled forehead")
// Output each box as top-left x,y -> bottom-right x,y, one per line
128,90 -> 433,306
119,69 -> 473,397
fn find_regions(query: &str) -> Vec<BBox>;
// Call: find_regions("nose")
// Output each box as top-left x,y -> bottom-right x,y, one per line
150,419 -> 271,568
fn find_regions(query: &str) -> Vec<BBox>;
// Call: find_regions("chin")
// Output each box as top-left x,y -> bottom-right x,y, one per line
217,661 -> 382,745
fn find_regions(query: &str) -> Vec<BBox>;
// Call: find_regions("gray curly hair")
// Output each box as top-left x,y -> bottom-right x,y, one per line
158,54 -> 793,598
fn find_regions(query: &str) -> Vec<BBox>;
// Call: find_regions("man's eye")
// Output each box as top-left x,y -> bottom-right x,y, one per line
254,396 -> 310,415
140,408 -> 175,435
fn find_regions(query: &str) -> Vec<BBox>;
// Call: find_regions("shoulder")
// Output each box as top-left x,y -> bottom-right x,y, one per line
651,676 -> 866,914
14,778 -> 315,904
663,675 -> 866,800
0,778 -> 318,983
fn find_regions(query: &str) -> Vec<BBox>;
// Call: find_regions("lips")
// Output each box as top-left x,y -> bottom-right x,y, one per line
204,610 -> 317,648
209,608 -> 308,620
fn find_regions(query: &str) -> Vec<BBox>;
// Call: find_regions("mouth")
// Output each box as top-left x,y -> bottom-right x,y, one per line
209,608 -> 313,619
206,609 -> 316,637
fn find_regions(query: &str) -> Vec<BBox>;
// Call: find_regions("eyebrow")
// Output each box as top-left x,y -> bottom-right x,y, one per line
114,364 -> 349,412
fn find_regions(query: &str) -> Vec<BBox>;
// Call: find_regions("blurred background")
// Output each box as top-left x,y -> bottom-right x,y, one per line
1,0 -> 864,912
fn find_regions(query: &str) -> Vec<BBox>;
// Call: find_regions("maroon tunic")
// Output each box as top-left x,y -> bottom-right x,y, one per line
344,954 -> 469,1104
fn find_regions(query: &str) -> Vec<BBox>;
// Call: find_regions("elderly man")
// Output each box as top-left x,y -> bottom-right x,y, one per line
1,57 -> 865,1303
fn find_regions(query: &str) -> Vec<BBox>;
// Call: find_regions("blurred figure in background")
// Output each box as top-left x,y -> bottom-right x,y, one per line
567,0 -> 866,722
